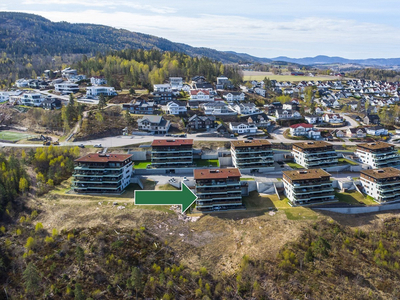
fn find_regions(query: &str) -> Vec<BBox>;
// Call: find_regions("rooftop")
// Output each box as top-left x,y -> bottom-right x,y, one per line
152,139 -> 193,147
75,153 -> 132,163
361,167 -> 400,179
357,141 -> 394,150
290,123 -> 313,129
231,140 -> 271,148
293,141 -> 333,150
194,168 -> 241,180
283,168 -> 331,181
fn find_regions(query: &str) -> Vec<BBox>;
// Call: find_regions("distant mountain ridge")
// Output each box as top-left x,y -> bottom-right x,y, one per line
0,11 -> 400,67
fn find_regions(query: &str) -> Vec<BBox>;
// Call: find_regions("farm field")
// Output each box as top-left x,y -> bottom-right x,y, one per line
0,130 -> 32,141
243,70 -> 340,82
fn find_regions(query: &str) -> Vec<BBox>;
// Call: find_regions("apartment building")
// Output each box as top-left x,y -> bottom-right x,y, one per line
292,141 -> 338,169
151,139 -> 194,169
355,142 -> 400,169
231,140 -> 274,171
20,93 -> 44,106
54,82 -> 79,93
360,167 -> 400,203
282,169 -> 335,206
194,168 -> 243,212
72,153 -> 133,194
86,86 -> 117,97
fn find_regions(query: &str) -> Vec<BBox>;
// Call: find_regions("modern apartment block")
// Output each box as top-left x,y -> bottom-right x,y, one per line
292,141 -> 338,169
282,169 -> 335,206
231,140 -> 274,171
360,167 -> 400,203
151,139 -> 194,169
355,142 -> 400,169
72,153 -> 133,194
194,168 -> 243,212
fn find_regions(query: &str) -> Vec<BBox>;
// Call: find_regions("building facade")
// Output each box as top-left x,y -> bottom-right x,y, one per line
360,167 -> 400,203
72,153 -> 133,194
231,140 -> 274,171
54,82 -> 79,93
282,169 -> 335,206
292,141 -> 338,169
86,86 -> 117,97
194,168 -> 243,212
151,139 -> 194,169
355,142 -> 400,169
137,116 -> 170,134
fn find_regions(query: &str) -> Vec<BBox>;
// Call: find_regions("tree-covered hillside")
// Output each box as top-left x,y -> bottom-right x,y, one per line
0,12 -> 264,64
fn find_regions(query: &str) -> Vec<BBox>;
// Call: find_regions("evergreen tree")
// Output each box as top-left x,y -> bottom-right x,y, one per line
98,94 -> 106,111
74,283 -> 84,300
128,267 -> 143,300
23,262 -> 41,296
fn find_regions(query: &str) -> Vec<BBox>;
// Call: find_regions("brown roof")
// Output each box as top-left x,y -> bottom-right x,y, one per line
75,153 -> 132,163
231,140 -> 271,148
293,141 -> 333,150
283,168 -> 331,181
194,168 -> 241,180
152,139 -> 193,147
360,167 -> 400,179
357,141 -> 394,150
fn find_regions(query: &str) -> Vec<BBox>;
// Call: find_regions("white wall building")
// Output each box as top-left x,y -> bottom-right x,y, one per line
360,167 -> 400,203
20,93 -> 44,106
86,86 -> 117,97
154,84 -> 172,92
163,101 -> 187,115
229,122 -> 257,134
90,77 -> 107,86
54,82 -> 79,93
355,142 -> 400,169
190,90 -> 212,101
292,141 -> 338,169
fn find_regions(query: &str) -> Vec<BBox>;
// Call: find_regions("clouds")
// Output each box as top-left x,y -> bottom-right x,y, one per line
3,0 -> 400,58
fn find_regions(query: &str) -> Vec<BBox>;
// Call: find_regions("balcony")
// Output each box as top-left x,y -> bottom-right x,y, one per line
234,149 -> 273,155
196,200 -> 243,207
197,194 -> 242,200
291,180 -> 331,186
373,154 -> 400,161
294,192 -> 335,201
304,155 -> 338,162
293,187 -> 334,195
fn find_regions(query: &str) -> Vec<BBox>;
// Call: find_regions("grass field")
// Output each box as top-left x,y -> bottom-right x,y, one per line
338,158 -> 359,166
335,190 -> 378,206
195,159 -> 219,167
134,161 -> 151,169
243,71 -> 339,82
0,131 -> 32,141
286,162 -> 304,169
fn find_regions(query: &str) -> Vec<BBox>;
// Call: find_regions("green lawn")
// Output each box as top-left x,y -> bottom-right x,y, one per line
335,191 -> 378,206
195,159 -> 219,167
134,161 -> 151,169
240,178 -> 255,181
286,162 -> 304,169
0,131 -> 32,141
338,158 -> 358,166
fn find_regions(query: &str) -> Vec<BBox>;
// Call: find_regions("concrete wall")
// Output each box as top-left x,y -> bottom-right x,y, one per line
128,151 -> 147,161
130,176 -> 144,189
134,168 -> 195,175
240,167 -> 275,174
201,151 -> 219,160
316,202 -> 400,214
273,153 -> 286,161
219,157 -> 233,167
246,181 -> 257,192
257,181 -> 278,194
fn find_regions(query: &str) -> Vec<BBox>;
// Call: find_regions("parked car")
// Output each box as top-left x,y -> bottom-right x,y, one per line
165,134 -> 172,137
78,144 -> 85,148
247,137 -> 254,140
94,144 -> 102,148
179,134 -> 187,138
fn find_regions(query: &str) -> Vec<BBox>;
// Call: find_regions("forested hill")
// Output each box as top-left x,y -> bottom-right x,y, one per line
0,12 -> 268,64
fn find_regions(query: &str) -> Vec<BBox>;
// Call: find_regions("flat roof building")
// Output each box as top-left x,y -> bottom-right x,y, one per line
292,141 -> 338,169
355,142 -> 400,169
150,139 -> 194,169
360,167 -> 400,203
231,140 -> 274,172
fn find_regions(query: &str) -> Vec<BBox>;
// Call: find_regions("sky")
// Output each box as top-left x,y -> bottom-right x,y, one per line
2,0 -> 400,59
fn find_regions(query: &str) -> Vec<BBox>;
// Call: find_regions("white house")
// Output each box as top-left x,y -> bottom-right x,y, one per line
305,115 -> 323,124
190,90 -> 211,101
0,91 -> 22,103
86,86 -> 117,97
169,77 -> 183,90
90,77 -> 107,86
229,122 -> 257,134
54,82 -> 79,94
201,102 -> 237,116
233,103 -> 259,115
322,113 -> 344,124
366,126 -> 388,136
15,79 -> 30,88
254,87 -> 266,97
163,101 -> 187,115
290,123 -> 314,136
222,92 -> 245,101
20,93 -> 44,106
154,84 -> 172,93
275,109 -> 302,120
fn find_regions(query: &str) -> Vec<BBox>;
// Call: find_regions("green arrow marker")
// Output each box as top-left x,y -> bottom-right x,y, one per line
134,182 -> 198,213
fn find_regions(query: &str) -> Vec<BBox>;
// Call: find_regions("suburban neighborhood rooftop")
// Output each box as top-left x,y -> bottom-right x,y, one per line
151,139 -> 193,147
283,168 -> 331,181
357,141 -> 394,150
360,167 -> 400,179
231,140 -> 272,148
75,153 -> 132,163
194,168 -> 241,180
293,141 -> 332,149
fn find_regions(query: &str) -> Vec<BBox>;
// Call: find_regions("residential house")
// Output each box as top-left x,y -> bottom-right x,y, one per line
72,153 -> 133,194
366,126 -> 388,136
290,123 -> 314,136
347,128 -> 367,138
15,79 -> 30,88
229,122 -> 257,134
163,100 -> 187,115
275,109 -> 302,120
292,141 -> 338,169
194,168 -> 244,212
137,115 -> 170,134
222,91 -> 245,101
282,169 -> 335,206
54,82 -> 79,94
90,76 -> 107,86
355,142 -> 400,169
304,114 -> 323,124
61,68 -> 77,78
190,90 -> 212,101
233,103 -> 259,115
187,114 -> 216,131
322,113 -> 344,124
333,129 -> 346,138
152,91 -> 176,105
169,77 -> 183,90
122,100 -> 155,115
41,97 -> 62,110
86,86 -> 117,97
241,113 -> 270,127
20,93 -> 44,107
360,168 -> 400,203
194,82 -> 214,93
151,139 -> 194,169
282,102 -> 298,110
154,84 -> 172,93
201,102 -> 237,116
216,76 -> 232,90
364,114 -> 380,125
254,87 -> 266,97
